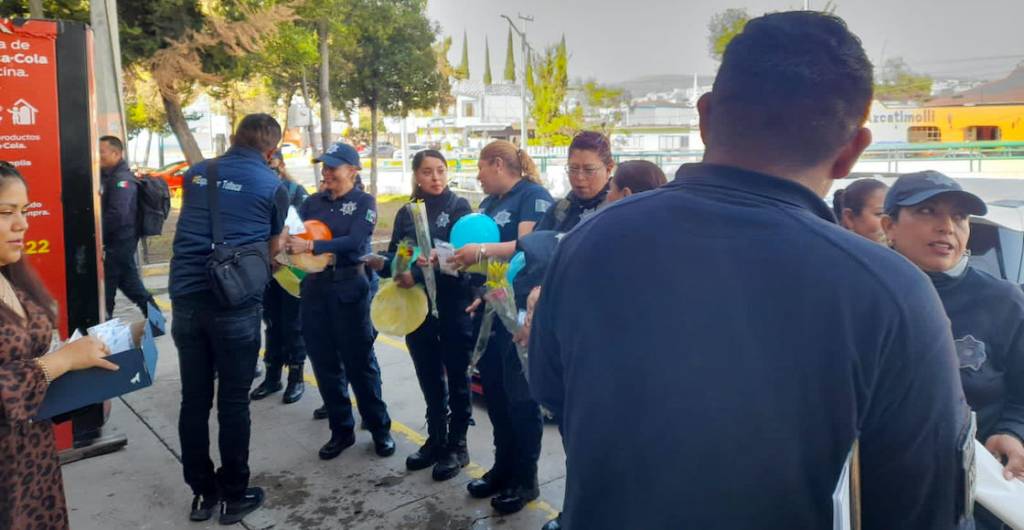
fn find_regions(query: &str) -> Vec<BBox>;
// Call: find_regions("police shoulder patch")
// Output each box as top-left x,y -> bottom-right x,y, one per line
536,199 -> 551,213
117,180 -> 130,188
365,209 -> 377,224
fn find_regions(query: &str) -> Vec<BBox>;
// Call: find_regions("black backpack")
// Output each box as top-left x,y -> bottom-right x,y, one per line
136,175 -> 171,237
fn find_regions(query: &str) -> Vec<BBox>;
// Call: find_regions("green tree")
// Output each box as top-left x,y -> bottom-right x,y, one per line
433,35 -> 457,112
483,36 -> 493,85
333,0 -> 448,194
455,29 -> 469,80
0,0 -> 88,21
503,27 -> 516,83
875,58 -> 933,101
529,42 -> 580,146
582,80 -> 624,109
707,8 -> 749,62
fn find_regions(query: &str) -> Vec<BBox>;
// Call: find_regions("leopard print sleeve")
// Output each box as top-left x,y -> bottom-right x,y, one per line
0,358 -> 48,423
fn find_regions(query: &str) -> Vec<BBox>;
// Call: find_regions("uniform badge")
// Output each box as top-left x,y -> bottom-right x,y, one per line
436,212 -> 450,228
365,209 -> 377,224
116,180 -> 130,189
493,210 -> 512,227
340,201 -> 357,215
955,335 -> 987,371
536,199 -> 551,213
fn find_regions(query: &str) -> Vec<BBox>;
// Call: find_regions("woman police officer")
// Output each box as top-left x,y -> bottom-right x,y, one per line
286,142 -> 396,461
536,131 -> 615,232
881,170 -> 1024,530
367,150 -> 476,481
449,140 -> 553,514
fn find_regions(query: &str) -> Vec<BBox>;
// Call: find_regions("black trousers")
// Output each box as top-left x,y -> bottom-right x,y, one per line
302,273 -> 391,437
104,236 -> 154,317
405,291 -> 475,443
477,319 -> 544,486
262,280 -> 307,372
172,295 -> 261,500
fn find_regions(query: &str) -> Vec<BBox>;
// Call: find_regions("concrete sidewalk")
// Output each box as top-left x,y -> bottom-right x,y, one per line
61,267 -> 566,529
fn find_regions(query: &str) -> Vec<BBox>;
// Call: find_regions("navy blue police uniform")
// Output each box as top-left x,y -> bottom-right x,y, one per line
378,188 -> 476,474
530,163 -> 973,530
169,145 -> 289,505
299,176 -> 393,449
101,158 -> 155,317
254,179 -> 311,401
471,178 -> 553,510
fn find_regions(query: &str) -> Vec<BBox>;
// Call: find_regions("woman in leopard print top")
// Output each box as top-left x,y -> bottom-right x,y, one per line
0,162 -> 117,530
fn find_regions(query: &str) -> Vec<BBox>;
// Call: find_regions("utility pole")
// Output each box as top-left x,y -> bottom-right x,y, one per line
502,13 -> 533,147
28,0 -> 43,18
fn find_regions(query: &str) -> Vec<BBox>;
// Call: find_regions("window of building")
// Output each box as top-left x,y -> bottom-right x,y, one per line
964,126 -> 1001,141
658,135 -> 687,150
462,101 -> 475,118
907,126 -> 942,143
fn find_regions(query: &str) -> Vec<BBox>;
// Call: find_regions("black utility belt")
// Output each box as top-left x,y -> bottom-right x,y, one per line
308,263 -> 367,281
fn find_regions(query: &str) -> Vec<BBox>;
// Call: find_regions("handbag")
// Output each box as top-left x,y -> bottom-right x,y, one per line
203,159 -> 271,308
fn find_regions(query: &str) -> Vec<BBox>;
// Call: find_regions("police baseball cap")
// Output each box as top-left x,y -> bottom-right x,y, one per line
314,142 -> 362,169
883,170 -> 987,216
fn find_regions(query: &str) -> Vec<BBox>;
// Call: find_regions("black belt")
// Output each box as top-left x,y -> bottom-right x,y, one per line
308,263 -> 366,281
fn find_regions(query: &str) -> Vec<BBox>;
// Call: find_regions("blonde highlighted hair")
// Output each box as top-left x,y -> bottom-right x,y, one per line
479,140 -> 541,184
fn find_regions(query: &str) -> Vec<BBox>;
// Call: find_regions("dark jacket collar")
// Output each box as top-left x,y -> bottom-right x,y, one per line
101,158 -> 130,180
673,163 -> 836,223
224,145 -> 267,162
567,184 -> 609,211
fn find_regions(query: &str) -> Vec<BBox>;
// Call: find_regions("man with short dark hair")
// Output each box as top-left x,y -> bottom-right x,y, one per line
170,113 -> 290,525
99,135 -> 155,318
530,12 -> 972,529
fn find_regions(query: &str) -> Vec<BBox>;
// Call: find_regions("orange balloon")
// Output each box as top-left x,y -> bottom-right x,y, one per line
298,220 -> 332,241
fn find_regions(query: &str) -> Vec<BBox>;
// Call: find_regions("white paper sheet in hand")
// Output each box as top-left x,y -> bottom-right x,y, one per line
87,319 -> 134,354
434,240 -> 458,277
975,439 -> 1024,529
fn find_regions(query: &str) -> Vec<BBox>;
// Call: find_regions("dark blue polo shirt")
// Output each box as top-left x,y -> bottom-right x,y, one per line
530,163 -> 971,530
479,179 -> 553,242
170,146 -> 288,299
300,188 -> 376,267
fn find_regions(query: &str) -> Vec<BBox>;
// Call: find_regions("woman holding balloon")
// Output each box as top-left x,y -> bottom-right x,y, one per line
449,140 -> 553,515
368,150 -> 477,481
285,142 -> 395,461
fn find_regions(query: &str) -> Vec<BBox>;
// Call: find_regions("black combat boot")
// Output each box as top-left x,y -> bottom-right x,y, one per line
432,424 -> 469,481
249,363 -> 282,400
282,364 -> 305,404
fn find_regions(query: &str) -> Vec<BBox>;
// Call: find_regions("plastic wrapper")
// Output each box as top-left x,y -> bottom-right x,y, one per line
407,201 -> 439,318
468,260 -> 529,378
370,279 -> 429,336
273,266 -> 306,298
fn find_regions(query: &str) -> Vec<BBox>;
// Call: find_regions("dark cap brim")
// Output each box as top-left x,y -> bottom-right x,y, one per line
895,189 -> 988,216
313,153 -> 361,170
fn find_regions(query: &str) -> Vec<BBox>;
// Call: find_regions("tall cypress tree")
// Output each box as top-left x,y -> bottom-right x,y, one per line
483,36 -> 493,85
503,27 -> 516,82
455,30 -> 469,80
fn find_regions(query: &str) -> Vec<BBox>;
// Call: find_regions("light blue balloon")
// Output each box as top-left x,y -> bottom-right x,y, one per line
450,213 -> 500,249
507,251 -> 526,284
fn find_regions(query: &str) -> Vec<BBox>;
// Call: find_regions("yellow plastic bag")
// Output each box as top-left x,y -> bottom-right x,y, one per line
370,279 -> 428,336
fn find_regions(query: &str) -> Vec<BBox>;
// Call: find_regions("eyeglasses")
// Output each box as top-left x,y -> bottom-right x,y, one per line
567,166 -> 606,177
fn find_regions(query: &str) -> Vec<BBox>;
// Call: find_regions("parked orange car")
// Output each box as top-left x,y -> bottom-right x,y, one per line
139,160 -> 189,192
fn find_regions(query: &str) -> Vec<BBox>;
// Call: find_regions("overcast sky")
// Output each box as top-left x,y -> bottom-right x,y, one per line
426,0 -> 1024,83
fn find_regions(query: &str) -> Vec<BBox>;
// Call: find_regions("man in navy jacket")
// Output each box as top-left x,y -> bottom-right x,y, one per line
529,11 -> 973,530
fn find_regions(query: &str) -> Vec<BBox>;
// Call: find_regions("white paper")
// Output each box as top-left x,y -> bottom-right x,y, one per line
832,444 -> 854,530
87,319 -> 134,353
434,240 -> 458,277
284,206 -> 306,235
975,439 -> 1024,529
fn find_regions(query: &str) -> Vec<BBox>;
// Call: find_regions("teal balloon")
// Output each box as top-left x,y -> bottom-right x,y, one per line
507,252 -> 526,284
450,213 -> 500,249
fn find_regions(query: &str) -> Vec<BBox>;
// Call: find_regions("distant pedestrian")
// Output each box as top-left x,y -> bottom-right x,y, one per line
99,135 -> 156,318
170,114 -> 290,525
530,12 -> 972,529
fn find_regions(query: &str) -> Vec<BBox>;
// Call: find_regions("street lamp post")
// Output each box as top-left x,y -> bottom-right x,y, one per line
502,13 -> 533,147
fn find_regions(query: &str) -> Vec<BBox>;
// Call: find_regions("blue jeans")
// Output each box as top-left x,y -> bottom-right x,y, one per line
172,294 -> 261,500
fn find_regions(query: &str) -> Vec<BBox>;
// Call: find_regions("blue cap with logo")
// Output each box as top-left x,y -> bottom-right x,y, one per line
314,142 -> 362,169
883,170 -> 987,216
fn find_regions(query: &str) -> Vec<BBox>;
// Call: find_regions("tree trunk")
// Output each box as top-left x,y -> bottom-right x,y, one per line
301,70 -> 320,179
317,19 -> 332,154
369,104 -> 378,196
28,0 -> 43,17
162,93 -> 204,165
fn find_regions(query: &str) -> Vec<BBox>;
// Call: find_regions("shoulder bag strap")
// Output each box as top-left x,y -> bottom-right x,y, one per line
206,159 -> 224,247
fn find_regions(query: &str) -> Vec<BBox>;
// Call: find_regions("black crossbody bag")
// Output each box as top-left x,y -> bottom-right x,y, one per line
204,159 -> 271,307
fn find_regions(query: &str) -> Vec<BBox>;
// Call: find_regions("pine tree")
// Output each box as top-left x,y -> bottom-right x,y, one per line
503,27 -> 516,83
455,30 -> 469,80
483,36 -> 493,85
